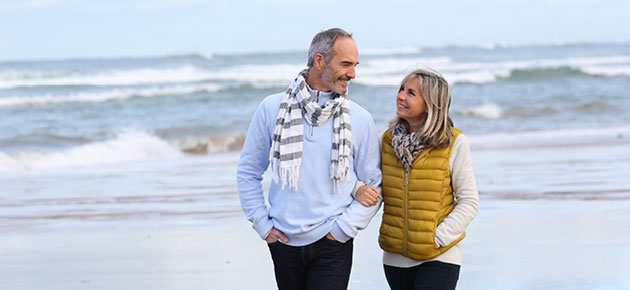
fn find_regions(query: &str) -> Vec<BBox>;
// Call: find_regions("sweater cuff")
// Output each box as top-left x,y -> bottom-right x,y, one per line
435,235 -> 443,248
351,181 -> 366,198
254,217 -> 274,241
330,223 -> 352,243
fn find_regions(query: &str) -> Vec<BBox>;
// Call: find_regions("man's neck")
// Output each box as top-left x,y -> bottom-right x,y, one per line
305,70 -> 331,93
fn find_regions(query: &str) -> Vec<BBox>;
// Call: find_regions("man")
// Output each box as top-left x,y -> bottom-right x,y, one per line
236,28 -> 382,290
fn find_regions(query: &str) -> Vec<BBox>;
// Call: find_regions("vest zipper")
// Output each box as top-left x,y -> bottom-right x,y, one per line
403,169 -> 409,256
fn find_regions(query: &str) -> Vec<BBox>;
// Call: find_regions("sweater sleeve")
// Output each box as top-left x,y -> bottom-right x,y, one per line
435,134 -> 479,247
330,116 -> 383,242
236,100 -> 275,240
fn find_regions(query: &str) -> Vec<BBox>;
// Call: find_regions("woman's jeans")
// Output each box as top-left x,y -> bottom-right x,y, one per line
384,261 -> 460,290
267,237 -> 353,290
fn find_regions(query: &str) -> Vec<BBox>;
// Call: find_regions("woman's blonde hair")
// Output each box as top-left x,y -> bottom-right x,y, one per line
388,68 -> 454,148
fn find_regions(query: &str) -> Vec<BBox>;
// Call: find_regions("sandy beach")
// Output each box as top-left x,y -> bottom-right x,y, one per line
2,138 -> 630,290
3,199 -> 630,290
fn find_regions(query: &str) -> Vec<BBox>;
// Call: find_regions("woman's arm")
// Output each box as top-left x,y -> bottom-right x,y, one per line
435,134 -> 480,247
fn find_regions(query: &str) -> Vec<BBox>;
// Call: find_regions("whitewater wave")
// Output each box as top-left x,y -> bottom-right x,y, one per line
176,134 -> 246,154
0,152 -> 21,171
0,70 -> 71,80
195,52 -> 213,60
454,101 -> 616,120
203,63 -> 304,86
0,84 -> 224,107
580,65 -> 630,77
0,65 -> 212,88
0,130 -> 182,171
361,46 -> 422,56
1,55 -> 627,89
0,130 -> 247,172
454,104 -> 502,119
0,63 -> 304,89
355,55 -> 630,86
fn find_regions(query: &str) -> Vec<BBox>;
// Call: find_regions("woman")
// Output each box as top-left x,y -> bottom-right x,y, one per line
356,68 -> 479,290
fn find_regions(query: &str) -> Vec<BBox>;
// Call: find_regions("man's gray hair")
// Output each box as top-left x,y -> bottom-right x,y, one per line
307,28 -> 353,68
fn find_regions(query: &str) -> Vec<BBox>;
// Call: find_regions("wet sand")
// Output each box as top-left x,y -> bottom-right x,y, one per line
2,198 -> 630,290
1,140 -> 629,289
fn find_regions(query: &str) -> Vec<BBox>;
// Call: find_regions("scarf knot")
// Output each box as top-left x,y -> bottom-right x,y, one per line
392,122 -> 425,172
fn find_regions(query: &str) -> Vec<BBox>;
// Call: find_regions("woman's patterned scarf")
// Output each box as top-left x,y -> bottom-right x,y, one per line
391,122 -> 425,171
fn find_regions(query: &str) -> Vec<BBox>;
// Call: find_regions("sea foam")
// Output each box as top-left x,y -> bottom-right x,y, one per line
361,46 -> 422,56
354,55 -> 630,86
0,65 -> 211,88
0,130 -> 182,171
581,65 -> 630,77
454,104 -> 503,119
0,130 -> 252,172
175,134 -> 246,154
2,55 -> 627,90
0,84 -> 223,107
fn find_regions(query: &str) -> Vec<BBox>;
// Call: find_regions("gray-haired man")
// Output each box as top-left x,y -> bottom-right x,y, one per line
237,28 -> 382,290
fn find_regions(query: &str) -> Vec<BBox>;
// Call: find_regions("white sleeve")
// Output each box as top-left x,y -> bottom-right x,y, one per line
435,134 -> 480,247
351,181 -> 366,198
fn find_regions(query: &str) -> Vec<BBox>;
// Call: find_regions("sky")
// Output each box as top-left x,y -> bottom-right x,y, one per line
1,0 -> 629,61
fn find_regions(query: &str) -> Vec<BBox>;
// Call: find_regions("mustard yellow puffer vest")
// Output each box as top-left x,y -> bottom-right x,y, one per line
378,127 -> 465,261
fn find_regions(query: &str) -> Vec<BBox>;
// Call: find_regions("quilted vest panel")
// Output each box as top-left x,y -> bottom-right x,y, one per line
379,127 -> 466,261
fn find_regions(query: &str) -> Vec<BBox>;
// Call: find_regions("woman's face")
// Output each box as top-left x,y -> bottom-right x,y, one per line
396,77 -> 427,124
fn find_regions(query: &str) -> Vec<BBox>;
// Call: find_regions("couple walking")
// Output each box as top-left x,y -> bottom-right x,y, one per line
236,28 -> 479,290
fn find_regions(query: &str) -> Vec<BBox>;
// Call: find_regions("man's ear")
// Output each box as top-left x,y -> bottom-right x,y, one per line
314,53 -> 325,70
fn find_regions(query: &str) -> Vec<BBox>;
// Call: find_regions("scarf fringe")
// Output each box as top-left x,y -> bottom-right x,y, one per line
271,159 -> 301,191
331,156 -> 350,194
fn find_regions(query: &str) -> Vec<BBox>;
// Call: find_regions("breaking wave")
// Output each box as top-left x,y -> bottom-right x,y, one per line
0,130 -> 247,172
0,84 -> 223,107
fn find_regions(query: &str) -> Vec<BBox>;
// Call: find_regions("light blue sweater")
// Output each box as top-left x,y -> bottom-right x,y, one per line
237,86 -> 382,246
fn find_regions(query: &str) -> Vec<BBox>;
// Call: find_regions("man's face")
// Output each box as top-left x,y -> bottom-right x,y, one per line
320,37 -> 359,95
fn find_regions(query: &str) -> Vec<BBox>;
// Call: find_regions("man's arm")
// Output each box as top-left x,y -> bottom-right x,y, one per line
236,101 -> 275,240
329,116 -> 382,242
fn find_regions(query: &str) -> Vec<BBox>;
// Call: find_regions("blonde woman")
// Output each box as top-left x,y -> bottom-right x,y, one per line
355,68 -> 479,290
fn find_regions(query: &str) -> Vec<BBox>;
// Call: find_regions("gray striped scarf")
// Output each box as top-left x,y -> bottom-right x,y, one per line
270,69 -> 352,193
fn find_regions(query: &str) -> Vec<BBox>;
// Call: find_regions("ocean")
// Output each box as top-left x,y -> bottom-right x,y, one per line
2,42 -> 629,162
2,41 -> 630,222
2,42 -> 630,289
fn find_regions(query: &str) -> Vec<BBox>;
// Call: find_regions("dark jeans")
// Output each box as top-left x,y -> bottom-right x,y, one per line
384,261 -> 460,290
267,237 -> 354,290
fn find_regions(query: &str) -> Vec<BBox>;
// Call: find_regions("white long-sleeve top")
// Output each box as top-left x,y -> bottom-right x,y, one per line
382,134 -> 479,267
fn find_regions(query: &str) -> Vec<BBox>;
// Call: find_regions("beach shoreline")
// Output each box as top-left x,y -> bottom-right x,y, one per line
2,198 -> 630,290
2,134 -> 630,289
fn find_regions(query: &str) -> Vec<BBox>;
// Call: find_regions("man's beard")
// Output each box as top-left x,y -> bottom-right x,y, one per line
321,66 -> 349,95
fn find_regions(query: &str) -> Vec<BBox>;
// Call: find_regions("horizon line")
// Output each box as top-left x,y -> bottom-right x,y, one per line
1,40 -> 629,64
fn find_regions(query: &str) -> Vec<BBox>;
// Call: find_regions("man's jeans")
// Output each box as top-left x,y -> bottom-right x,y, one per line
267,237 -> 353,290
